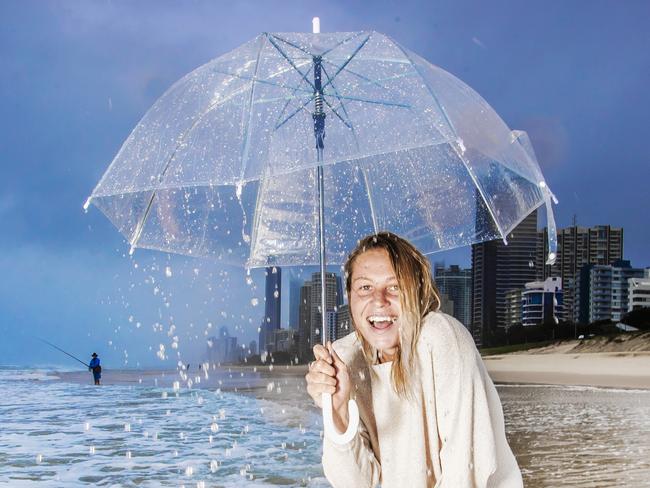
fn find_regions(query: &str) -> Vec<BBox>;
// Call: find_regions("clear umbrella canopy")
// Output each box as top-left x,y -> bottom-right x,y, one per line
87,30 -> 557,267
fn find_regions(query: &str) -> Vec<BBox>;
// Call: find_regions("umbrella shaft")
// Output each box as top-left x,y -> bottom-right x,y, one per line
317,157 -> 328,345
313,55 -> 328,346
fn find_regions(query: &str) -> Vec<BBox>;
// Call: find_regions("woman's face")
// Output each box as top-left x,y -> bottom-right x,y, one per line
349,248 -> 402,362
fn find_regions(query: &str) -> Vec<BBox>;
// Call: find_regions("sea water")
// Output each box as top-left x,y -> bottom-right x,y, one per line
0,367 -> 327,487
1,367 -> 649,487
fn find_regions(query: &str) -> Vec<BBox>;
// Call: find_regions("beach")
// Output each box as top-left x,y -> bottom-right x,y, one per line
483,335 -> 650,389
2,349 -> 650,487
484,351 -> 650,389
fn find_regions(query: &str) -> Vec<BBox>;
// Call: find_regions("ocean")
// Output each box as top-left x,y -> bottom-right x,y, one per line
1,366 -> 649,487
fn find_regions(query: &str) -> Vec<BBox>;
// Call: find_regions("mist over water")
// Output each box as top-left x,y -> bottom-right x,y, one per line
1,368 -> 649,487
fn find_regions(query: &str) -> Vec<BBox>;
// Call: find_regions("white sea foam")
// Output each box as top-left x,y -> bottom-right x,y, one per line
0,370 -> 328,487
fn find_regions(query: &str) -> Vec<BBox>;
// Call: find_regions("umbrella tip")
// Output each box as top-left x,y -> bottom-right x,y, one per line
83,197 -> 92,212
129,245 -> 136,256
312,17 -> 320,34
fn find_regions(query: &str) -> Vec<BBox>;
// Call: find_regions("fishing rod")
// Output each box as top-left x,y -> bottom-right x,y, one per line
39,338 -> 89,368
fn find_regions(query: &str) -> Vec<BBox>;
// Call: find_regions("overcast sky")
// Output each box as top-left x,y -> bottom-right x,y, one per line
1,0 -> 648,368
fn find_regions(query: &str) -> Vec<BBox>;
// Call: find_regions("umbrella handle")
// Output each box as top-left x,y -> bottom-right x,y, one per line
321,392 -> 359,443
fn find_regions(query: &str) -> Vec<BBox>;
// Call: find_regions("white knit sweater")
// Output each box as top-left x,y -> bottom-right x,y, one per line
322,312 -> 523,488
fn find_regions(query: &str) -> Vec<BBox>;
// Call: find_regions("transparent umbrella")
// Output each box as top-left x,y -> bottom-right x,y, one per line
85,23 -> 557,433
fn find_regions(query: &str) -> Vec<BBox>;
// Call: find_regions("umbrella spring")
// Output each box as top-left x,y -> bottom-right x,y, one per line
314,92 -> 324,115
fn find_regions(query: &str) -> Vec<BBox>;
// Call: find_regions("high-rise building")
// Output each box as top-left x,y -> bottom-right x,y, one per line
578,260 -> 644,323
471,210 -> 538,346
259,266 -> 282,354
538,225 -> 623,322
434,264 -> 472,327
298,280 -> 312,361
310,272 -> 341,346
288,276 -> 302,329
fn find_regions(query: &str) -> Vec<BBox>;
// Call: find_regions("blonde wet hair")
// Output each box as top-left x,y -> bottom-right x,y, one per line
344,232 -> 440,399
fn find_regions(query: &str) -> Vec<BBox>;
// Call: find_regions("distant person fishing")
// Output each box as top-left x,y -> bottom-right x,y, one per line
89,353 -> 101,385
39,339 -> 102,385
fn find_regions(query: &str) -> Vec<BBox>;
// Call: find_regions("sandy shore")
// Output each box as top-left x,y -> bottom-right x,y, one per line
483,351 -> 650,389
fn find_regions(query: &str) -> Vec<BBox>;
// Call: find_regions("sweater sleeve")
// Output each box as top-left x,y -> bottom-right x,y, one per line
322,400 -> 381,488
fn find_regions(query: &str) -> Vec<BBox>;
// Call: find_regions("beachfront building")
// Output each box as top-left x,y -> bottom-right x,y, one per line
521,277 -> 564,327
434,263 -> 472,327
472,210 -> 538,346
628,270 -> 650,312
258,267 -> 282,354
537,224 -> 623,322
578,260 -> 644,323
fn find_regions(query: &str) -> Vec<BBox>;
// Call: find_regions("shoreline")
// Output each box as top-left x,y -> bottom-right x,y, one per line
44,351 -> 650,391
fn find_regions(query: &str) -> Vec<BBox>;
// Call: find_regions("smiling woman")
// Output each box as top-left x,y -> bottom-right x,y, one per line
305,232 -> 523,488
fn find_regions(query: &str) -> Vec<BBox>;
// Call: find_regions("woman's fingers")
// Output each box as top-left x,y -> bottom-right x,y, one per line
312,344 -> 332,364
309,359 -> 336,377
327,342 -> 346,370
306,370 -> 337,386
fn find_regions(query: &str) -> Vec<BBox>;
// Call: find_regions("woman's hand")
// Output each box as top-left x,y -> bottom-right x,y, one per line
306,341 -> 352,432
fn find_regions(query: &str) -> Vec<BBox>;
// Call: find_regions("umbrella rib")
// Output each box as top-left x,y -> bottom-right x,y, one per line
319,64 -> 378,233
324,93 -> 410,108
322,61 -> 419,92
211,68 -> 312,95
321,34 -> 372,92
320,31 -> 366,56
238,34 -> 266,181
320,64 -> 354,130
322,58 -> 386,90
268,33 -> 313,56
273,61 -> 316,129
274,95 -> 315,130
266,35 -> 316,91
390,38 -> 508,242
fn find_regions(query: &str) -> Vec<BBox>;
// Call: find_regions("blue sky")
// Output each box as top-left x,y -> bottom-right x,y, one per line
1,0 -> 648,368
